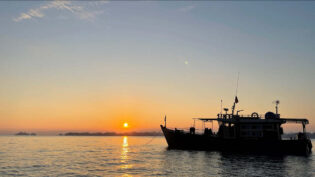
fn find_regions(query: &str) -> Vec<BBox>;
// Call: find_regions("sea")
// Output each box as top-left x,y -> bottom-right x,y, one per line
0,136 -> 314,177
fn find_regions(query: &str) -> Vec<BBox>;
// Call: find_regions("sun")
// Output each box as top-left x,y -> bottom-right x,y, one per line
123,122 -> 128,128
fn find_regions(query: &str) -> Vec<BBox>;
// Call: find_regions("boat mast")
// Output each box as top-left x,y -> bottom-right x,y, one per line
164,115 -> 167,127
232,72 -> 240,116
275,100 -> 280,115
273,100 -> 280,118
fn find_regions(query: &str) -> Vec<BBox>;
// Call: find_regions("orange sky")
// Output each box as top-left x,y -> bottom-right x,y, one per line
0,84 -> 314,134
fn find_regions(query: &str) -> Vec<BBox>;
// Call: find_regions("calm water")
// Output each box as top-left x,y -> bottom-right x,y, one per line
0,136 -> 314,177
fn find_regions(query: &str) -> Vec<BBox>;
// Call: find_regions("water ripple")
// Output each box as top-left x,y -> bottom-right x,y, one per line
0,136 -> 314,176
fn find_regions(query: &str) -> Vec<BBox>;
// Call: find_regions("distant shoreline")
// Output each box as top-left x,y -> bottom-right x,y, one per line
9,132 -> 315,138
60,132 -> 163,136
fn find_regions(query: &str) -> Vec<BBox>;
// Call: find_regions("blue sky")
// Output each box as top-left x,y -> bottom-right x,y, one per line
0,1 -> 314,133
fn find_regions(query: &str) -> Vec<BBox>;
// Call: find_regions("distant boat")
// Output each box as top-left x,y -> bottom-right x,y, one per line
15,132 -> 36,136
161,97 -> 312,155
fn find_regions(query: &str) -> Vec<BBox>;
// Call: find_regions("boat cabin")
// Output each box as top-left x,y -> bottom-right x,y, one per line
193,101 -> 309,140
197,112 -> 309,140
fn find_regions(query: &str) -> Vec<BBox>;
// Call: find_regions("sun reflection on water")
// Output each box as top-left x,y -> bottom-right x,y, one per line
120,136 -> 132,171
123,136 -> 128,147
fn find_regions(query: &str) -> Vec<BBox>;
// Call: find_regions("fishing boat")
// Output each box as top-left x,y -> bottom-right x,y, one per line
161,97 -> 312,155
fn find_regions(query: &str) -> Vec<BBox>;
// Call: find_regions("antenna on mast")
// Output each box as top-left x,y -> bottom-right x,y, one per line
220,99 -> 223,115
232,72 -> 240,116
235,72 -> 240,96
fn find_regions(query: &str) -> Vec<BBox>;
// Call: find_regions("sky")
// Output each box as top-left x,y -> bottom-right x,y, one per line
0,1 -> 314,135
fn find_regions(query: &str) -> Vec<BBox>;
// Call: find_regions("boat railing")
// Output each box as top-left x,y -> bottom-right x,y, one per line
217,114 -> 264,119
239,114 -> 265,118
168,126 -> 217,135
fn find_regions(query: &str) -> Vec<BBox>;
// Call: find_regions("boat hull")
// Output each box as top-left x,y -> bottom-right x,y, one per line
161,125 -> 312,155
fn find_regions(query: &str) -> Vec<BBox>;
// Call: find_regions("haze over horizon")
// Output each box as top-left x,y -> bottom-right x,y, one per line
0,1 -> 314,135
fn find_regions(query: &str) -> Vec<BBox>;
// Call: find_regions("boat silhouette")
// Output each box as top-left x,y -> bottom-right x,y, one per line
161,97 -> 312,155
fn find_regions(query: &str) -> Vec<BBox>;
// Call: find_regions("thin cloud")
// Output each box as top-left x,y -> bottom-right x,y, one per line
13,0 -> 105,22
178,5 -> 196,13
15,13 -> 32,21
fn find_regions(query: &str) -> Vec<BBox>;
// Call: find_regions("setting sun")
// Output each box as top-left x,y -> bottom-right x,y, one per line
123,122 -> 128,128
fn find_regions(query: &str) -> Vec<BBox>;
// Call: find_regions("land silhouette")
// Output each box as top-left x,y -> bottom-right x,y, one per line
60,131 -> 163,136
15,132 -> 36,136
